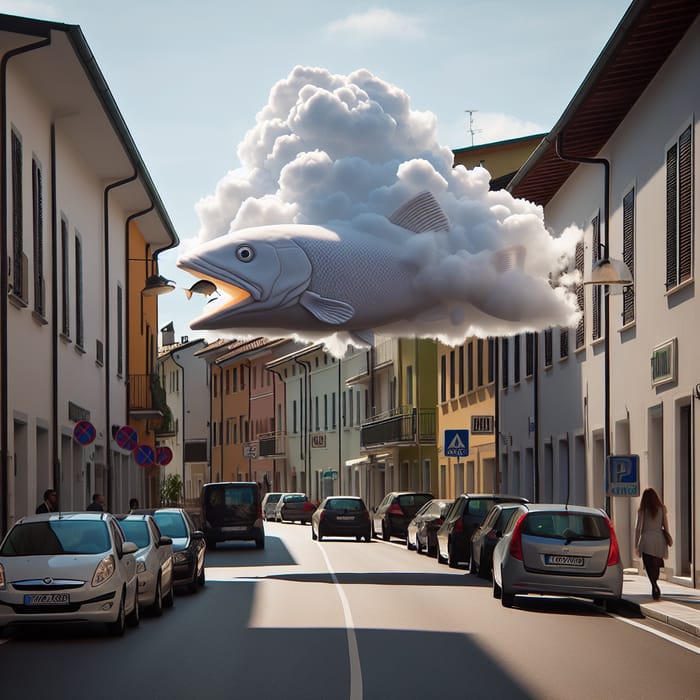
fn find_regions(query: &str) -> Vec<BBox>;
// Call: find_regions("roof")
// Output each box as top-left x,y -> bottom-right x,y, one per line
508,0 -> 700,206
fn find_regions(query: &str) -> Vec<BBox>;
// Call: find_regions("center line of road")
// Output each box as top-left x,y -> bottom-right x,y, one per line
317,545 -> 363,700
609,612 -> 700,654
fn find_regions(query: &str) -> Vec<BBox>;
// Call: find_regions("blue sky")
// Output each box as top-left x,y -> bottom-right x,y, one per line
0,0 -> 633,341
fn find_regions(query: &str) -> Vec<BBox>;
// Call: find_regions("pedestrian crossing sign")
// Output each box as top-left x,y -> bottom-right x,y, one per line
444,429 -> 469,457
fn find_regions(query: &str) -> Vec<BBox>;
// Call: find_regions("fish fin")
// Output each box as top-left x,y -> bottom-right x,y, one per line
389,191 -> 450,233
491,245 -> 526,273
300,291 -> 354,325
184,289 -> 193,300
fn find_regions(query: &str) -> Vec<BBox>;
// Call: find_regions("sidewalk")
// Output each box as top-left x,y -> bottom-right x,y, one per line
620,569 -> 700,639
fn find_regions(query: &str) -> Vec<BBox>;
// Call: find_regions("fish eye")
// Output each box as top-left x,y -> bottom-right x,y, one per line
236,245 -> 255,262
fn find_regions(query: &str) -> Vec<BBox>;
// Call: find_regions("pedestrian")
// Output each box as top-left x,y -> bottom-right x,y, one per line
634,487 -> 672,600
129,497 -> 139,512
86,493 -> 105,512
36,489 -> 58,514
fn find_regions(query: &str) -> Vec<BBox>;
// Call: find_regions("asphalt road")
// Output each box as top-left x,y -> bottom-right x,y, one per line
1,521 -> 698,700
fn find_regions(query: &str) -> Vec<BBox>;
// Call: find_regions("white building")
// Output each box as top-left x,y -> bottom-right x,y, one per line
0,15 -> 178,529
156,332 -> 209,504
502,0 -> 699,585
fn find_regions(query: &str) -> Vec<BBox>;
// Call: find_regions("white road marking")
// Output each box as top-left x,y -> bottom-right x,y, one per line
317,544 -> 363,700
609,612 -> 700,654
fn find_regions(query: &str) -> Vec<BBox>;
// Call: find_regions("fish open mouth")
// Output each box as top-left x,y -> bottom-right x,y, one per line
177,258 -> 253,328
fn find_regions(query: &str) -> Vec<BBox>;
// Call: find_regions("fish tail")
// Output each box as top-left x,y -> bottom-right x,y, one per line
184,289 -> 192,299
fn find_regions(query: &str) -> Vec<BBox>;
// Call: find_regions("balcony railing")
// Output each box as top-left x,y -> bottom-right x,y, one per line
129,373 -> 168,423
360,406 -> 436,448
258,431 -> 287,458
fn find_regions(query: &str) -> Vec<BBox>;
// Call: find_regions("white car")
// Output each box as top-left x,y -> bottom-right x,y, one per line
116,514 -> 174,616
0,512 -> 140,637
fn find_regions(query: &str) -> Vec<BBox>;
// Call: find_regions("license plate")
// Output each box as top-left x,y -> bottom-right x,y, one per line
545,555 -> 585,567
24,593 -> 70,606
336,516 -> 355,521
223,526 -> 247,532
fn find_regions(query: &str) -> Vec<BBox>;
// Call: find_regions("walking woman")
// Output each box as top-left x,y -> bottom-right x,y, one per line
634,487 -> 672,600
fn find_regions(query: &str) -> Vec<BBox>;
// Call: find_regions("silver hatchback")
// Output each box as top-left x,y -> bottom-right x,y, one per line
492,504 -> 623,609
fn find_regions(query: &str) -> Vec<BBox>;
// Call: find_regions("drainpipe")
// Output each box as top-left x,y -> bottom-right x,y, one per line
338,360 -> 342,494
1,35 -> 51,534
295,357 -> 311,495
534,334 -> 540,501
494,338 -> 500,494
218,364 -> 224,480
243,360 -> 252,481
268,366 -> 285,491
555,132 -> 611,514
171,350 -> 186,498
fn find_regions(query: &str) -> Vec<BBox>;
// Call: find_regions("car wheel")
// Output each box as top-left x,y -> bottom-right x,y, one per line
312,527 -> 317,540
365,532 -> 371,542
107,590 -> 126,636
479,555 -> 492,581
255,537 -> 265,550
126,586 -> 140,627
356,535 -> 362,542
604,598 -> 620,613
406,536 -> 415,551
317,527 -> 323,542
501,591 -> 514,608
198,565 -> 206,586
381,523 -> 390,541
493,579 -> 502,599
436,545 -> 446,564
448,543 -> 460,569
187,567 -> 199,594
151,576 -> 164,617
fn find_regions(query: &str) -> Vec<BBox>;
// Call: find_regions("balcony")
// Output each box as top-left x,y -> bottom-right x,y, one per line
258,431 -> 287,458
360,406 -> 436,448
129,374 -> 166,421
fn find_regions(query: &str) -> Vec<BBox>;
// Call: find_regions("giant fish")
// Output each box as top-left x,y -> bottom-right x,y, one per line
176,191 -> 527,346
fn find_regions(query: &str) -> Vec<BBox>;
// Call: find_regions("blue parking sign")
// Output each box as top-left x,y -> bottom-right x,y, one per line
607,455 -> 640,497
444,429 -> 469,457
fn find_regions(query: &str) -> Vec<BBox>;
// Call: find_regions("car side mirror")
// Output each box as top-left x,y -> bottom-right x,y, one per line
159,536 -> 173,546
192,530 -> 204,541
122,541 -> 138,556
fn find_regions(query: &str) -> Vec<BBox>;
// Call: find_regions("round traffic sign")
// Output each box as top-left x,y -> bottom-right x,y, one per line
115,425 -> 138,451
133,444 -> 155,467
73,420 -> 96,446
156,446 -> 173,466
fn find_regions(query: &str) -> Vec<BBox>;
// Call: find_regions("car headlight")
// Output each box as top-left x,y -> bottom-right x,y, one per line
91,555 -> 115,587
136,561 -> 146,574
0,562 -> 5,590
173,551 -> 190,564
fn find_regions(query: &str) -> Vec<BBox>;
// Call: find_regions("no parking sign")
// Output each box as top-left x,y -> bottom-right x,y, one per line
73,420 -> 96,446
133,444 -> 155,468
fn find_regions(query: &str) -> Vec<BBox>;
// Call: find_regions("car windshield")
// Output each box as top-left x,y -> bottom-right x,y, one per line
397,494 -> 432,508
0,520 -> 110,556
206,485 -> 256,508
118,520 -> 150,548
152,512 -> 187,538
522,512 -> 610,540
285,495 -> 306,503
326,499 -> 364,511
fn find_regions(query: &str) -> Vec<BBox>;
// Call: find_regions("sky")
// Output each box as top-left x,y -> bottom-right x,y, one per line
0,0 -> 635,346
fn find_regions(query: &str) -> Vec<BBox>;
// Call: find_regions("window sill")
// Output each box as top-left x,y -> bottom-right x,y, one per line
8,292 -> 28,310
665,277 -> 693,298
32,309 -> 48,326
74,344 -> 86,356
60,332 -> 72,345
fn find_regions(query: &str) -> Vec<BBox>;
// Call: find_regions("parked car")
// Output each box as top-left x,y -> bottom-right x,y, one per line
436,494 -> 528,568
0,512 -> 140,637
261,492 -> 284,521
116,514 -> 174,616
274,493 -> 316,524
200,481 -> 264,549
407,499 -> 454,555
372,492 -> 434,541
132,508 -> 206,594
492,503 -> 623,609
469,503 -> 525,580
311,497 -> 372,542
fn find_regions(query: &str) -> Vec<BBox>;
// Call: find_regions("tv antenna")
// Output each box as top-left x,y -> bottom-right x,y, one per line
465,109 -> 481,146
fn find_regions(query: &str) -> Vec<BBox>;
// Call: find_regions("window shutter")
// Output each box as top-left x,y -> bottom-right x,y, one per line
666,143 -> 678,289
575,240 -> 585,348
559,327 -> 569,359
622,189 -> 635,325
544,329 -> 553,367
678,126 -> 692,283
592,215 -> 601,341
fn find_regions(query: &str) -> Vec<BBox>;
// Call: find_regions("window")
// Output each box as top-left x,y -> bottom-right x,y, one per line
75,236 -> 84,348
622,188 -> 636,323
575,240 -> 585,349
666,126 -> 692,290
225,369 -> 230,394
559,327 -> 569,360
406,365 -> 413,405
315,396 -> 320,431
591,214 -> 601,341
513,335 -> 520,384
467,342 -> 474,392
525,332 -> 535,377
449,350 -> 456,399
32,158 -> 45,316
544,329 -> 553,368
332,392 -> 336,428
458,346 -> 465,395
116,285 -> 123,376
487,339 -> 495,383
324,394 -> 328,430
440,354 -> 447,402
61,219 -> 69,336
11,131 -> 24,302
501,339 -> 508,389
293,400 -> 298,433
477,339 -> 484,387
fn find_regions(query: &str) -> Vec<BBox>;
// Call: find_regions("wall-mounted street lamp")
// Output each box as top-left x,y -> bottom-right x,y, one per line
129,257 -> 176,296
584,246 -> 633,514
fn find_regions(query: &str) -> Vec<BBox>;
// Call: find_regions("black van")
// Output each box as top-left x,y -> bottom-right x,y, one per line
200,481 -> 264,549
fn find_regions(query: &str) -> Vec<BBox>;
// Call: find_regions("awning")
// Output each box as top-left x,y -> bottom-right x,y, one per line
345,457 -> 369,467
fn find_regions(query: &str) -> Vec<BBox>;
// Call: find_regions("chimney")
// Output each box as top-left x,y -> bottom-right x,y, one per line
161,321 -> 175,346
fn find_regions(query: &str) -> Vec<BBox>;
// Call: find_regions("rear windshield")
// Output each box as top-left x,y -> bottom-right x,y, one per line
467,499 -> 498,518
0,520 -> 110,556
326,499 -> 365,511
118,520 -> 150,548
205,485 -> 257,508
522,512 -> 610,540
152,512 -> 187,538
397,494 -> 432,508
284,494 -> 306,503
265,494 -> 282,504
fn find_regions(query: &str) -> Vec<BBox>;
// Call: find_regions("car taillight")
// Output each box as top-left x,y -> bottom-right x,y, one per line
303,502 -> 315,512
387,504 -> 404,516
605,517 -> 620,566
454,518 -> 463,534
320,511 -> 326,522
509,514 -> 527,561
